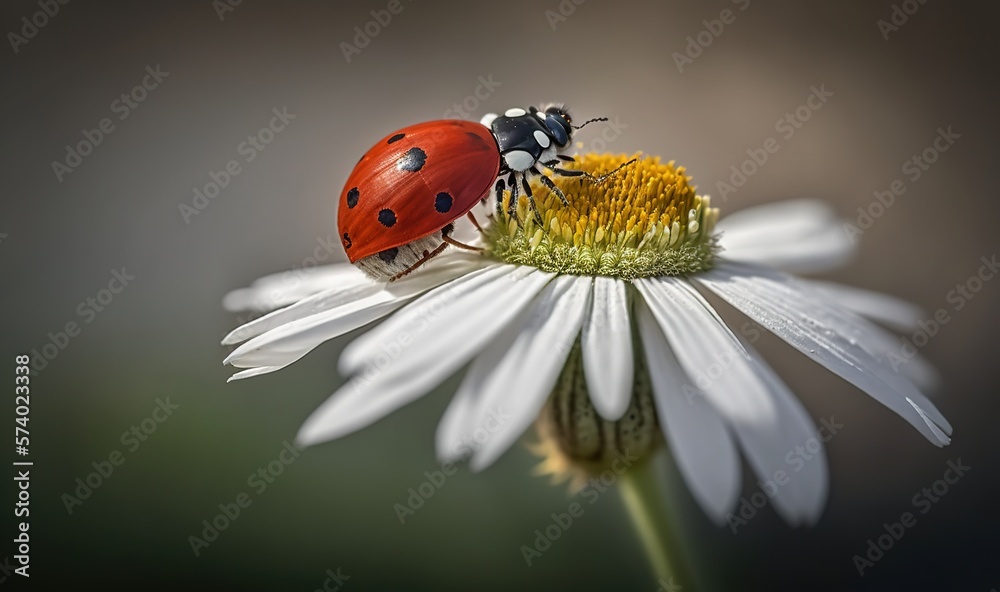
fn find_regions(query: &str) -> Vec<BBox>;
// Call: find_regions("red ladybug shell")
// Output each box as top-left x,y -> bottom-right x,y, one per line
338,120 -> 501,262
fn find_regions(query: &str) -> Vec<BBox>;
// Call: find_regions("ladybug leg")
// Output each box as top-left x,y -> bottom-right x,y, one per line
520,175 -> 545,226
389,242 -> 449,282
536,173 -> 568,207
442,235 -> 482,251
541,160 -> 586,179
466,211 -> 484,233
531,165 -> 568,207
493,178 -> 506,219
542,158 -> 637,185
506,172 -> 522,226
441,222 -> 482,251
592,158 -> 638,183
556,154 -> 575,162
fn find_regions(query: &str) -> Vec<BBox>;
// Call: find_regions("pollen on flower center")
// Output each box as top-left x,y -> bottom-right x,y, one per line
484,153 -> 721,279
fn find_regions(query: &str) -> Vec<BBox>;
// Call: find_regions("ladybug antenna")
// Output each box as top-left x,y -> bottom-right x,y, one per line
571,117 -> 608,130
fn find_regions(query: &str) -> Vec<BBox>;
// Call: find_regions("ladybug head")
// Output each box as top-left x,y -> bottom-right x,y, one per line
536,104 -> 610,149
541,105 -> 573,148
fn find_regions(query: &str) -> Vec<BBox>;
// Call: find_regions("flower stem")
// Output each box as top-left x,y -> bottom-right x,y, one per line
618,459 -> 692,591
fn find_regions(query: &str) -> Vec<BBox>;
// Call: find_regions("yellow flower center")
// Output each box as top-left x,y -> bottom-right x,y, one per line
485,153 -> 720,279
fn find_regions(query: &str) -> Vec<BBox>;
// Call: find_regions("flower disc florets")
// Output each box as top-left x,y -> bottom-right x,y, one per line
485,154 -> 720,279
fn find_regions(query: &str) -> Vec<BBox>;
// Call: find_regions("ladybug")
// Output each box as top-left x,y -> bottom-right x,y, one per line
338,104 -> 627,281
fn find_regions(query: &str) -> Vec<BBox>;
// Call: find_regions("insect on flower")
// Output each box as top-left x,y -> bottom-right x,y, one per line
224,152 -> 953,539
224,104 -> 955,588
337,104 -> 633,281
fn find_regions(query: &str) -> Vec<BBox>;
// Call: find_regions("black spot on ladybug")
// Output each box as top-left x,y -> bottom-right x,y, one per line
387,133 -> 405,144
378,208 -> 397,227
397,147 -> 426,172
342,232 -> 352,249
435,192 -> 453,213
347,187 -> 359,208
466,132 -> 491,151
378,247 -> 399,263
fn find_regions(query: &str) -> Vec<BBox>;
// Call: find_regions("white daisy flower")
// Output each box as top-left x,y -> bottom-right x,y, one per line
221,153 -> 951,527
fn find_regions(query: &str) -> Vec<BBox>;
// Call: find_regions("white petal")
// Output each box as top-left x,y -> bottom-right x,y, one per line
226,365 -> 284,382
458,276 -> 593,472
338,264 -> 549,374
716,199 -> 854,273
227,299 -> 404,369
697,262 -> 951,445
710,262 -> 951,432
635,299 -> 741,525
805,280 -> 923,331
581,277 -> 634,420
222,282 -> 383,346
635,277 -> 827,524
436,315 -> 525,463
805,280 -> 940,390
740,338 -> 829,523
225,261 -> 474,371
295,266 -> 553,447
223,264 -> 367,313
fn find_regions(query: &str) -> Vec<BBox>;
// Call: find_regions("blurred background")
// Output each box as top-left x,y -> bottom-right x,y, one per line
2,0 -> 998,589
